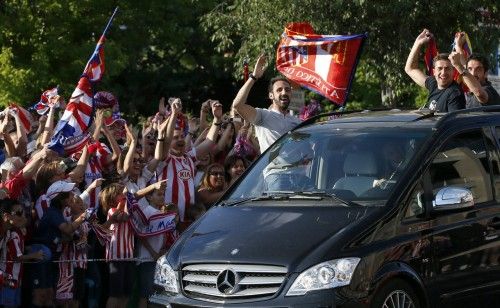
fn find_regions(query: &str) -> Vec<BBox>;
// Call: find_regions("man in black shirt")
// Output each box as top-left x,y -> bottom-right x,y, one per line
449,52 -> 500,108
405,29 -> 465,112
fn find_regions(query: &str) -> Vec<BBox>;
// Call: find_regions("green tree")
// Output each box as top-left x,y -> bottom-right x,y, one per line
0,0 -> 236,119
202,0 -> 499,109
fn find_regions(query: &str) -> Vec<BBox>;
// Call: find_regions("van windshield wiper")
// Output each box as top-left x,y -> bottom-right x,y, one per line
219,197 -> 253,206
292,190 -> 362,207
258,191 -> 323,200
218,193 -> 320,206
220,191 -> 361,206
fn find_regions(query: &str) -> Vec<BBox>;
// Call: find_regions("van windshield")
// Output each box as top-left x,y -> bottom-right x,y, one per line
225,126 -> 431,206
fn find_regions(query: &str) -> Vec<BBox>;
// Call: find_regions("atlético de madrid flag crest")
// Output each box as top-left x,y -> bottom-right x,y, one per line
276,23 -> 366,106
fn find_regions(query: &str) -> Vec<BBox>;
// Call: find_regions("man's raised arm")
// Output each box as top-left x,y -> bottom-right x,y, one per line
405,29 -> 432,88
232,54 -> 267,123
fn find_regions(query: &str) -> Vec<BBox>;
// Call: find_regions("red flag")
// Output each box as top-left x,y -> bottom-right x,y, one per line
9,103 -> 33,133
424,37 -> 438,76
276,22 -> 366,106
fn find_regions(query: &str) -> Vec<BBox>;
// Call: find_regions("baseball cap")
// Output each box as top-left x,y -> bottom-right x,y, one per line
104,112 -> 126,127
46,180 -> 76,200
94,91 -> 118,109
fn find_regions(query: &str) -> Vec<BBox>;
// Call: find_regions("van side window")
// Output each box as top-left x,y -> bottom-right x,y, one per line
405,182 -> 424,218
429,130 -> 492,203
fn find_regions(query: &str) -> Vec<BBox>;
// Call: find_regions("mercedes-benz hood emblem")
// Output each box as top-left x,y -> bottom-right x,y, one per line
216,269 -> 240,295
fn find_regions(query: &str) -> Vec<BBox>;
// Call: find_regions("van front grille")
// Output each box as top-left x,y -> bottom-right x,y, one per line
181,263 -> 287,301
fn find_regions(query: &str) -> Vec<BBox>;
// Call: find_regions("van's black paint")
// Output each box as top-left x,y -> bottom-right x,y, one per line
151,108 -> 500,307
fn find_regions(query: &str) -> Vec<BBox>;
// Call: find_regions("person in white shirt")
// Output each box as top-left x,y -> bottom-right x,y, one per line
233,54 -> 301,152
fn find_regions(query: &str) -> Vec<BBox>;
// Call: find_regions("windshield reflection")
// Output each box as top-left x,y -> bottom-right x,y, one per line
226,126 -> 430,206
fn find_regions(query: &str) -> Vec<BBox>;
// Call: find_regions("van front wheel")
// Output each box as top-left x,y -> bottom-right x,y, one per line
371,279 -> 421,308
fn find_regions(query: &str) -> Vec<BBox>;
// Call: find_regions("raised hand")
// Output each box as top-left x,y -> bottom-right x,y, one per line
170,98 -> 182,115
201,100 -> 211,114
89,178 -> 104,190
448,52 -> 465,69
252,54 -> 267,79
454,32 -> 466,49
159,97 -> 167,115
48,95 -> 63,107
210,100 -> 223,120
125,124 -> 137,144
415,29 -> 433,46
95,109 -> 105,128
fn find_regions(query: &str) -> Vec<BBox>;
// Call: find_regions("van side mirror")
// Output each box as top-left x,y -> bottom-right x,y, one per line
432,187 -> 474,211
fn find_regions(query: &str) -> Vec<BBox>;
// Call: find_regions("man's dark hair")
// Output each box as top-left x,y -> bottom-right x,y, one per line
432,53 -> 451,66
51,192 -> 72,210
467,54 -> 489,72
268,76 -> 291,93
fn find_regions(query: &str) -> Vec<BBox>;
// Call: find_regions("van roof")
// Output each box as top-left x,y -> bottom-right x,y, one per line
298,106 -> 500,131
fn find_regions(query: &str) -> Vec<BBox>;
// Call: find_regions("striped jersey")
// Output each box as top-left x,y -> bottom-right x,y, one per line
105,207 -> 134,261
0,230 -> 24,288
156,148 -> 197,222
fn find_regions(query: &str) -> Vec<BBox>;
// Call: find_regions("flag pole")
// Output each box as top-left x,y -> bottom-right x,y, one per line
101,7 -> 119,38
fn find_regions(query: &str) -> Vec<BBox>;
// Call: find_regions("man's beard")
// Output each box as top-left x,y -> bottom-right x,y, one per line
276,95 -> 290,110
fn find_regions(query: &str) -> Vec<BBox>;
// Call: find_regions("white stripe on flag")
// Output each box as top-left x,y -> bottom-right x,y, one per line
315,45 -> 333,81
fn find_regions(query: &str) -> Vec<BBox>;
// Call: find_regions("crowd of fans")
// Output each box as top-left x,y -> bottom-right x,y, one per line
0,89 -> 264,307
1,28 -> 499,307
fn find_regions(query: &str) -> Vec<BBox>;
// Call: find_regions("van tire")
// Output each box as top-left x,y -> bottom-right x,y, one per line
371,278 -> 421,308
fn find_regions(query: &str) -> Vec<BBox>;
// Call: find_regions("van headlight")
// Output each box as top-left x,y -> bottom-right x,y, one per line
154,255 -> 179,294
286,258 -> 360,296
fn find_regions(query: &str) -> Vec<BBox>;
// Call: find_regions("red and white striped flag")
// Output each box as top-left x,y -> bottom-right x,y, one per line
276,22 -> 366,106
48,8 -> 118,155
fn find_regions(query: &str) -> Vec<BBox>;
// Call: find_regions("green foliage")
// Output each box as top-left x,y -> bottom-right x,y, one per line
0,0 -> 230,117
0,47 -> 34,105
0,0 -> 498,115
202,0 -> 500,108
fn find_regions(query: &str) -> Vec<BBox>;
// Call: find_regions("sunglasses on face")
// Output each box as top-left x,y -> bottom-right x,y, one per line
209,171 -> 225,177
133,158 -> 144,164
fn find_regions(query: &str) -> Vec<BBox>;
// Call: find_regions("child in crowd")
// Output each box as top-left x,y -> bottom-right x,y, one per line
100,183 -> 134,308
133,180 -> 178,308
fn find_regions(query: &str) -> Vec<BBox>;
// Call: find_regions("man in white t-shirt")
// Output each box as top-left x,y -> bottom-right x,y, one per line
233,54 -> 301,152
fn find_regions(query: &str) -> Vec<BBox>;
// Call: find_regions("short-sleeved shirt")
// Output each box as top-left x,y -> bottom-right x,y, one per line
425,77 -> 465,112
31,206 -> 66,253
465,81 -> 500,108
156,148 -> 197,222
106,207 -> 134,261
253,108 -> 301,152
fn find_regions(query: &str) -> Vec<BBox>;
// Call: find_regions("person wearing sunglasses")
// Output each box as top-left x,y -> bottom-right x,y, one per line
197,163 -> 228,210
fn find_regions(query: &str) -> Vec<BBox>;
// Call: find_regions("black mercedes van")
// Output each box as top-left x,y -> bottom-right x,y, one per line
150,108 -> 500,307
